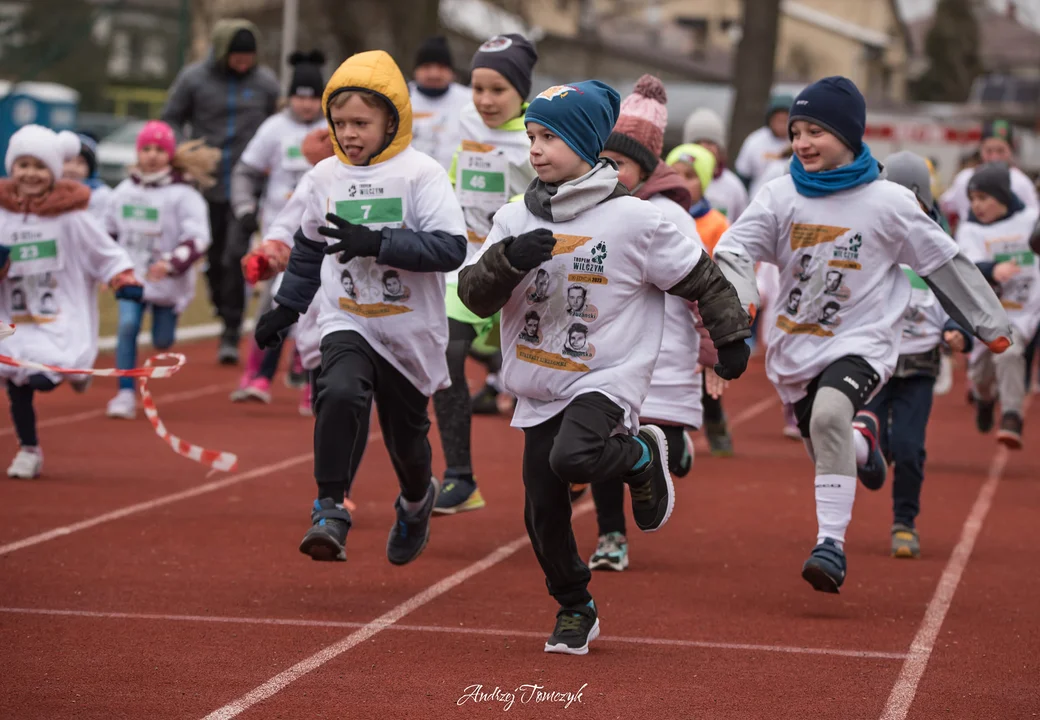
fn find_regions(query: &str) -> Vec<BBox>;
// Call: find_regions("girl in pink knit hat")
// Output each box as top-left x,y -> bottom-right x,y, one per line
594,75 -> 723,572
103,121 -> 219,419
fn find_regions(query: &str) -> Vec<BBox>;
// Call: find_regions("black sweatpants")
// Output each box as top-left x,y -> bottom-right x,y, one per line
432,318 -> 477,479
313,331 -> 432,504
591,424 -> 687,536
204,200 -> 247,340
522,392 -> 642,607
7,375 -> 58,447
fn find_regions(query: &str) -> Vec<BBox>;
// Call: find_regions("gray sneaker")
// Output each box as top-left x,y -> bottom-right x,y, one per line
891,523 -> 920,559
217,337 -> 239,365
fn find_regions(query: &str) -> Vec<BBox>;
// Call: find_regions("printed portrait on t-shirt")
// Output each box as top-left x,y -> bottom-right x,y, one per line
526,268 -> 550,304
10,286 -> 26,312
518,310 -> 541,344
796,253 -> 813,282
340,269 -> 357,300
823,269 -> 852,301
565,284 -> 598,322
562,322 -> 594,359
381,270 -> 410,303
39,291 -> 56,316
784,287 -> 802,315
819,300 -> 841,326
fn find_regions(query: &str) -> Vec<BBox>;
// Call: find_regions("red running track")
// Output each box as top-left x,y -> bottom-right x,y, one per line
0,340 -> 1037,719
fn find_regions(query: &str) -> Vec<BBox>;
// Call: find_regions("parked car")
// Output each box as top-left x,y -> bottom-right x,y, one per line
96,120 -> 147,187
75,112 -> 136,144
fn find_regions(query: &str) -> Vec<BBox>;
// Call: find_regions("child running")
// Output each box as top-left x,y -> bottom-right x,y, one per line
957,161 -> 1040,449
62,134 -> 113,221
432,33 -> 539,515
712,76 -> 1011,594
864,151 -> 973,559
104,121 -> 217,419
1,125 -> 142,477
457,79 -> 751,654
253,50 -> 467,564
681,108 -> 748,221
590,75 -> 715,571
230,50 -> 327,406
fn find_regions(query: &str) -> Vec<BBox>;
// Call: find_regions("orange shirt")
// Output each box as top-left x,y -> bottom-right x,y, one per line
694,207 -> 729,257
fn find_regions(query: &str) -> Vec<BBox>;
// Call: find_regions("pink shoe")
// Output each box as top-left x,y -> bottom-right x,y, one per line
298,383 -> 313,416
229,343 -> 265,401
242,376 -> 272,404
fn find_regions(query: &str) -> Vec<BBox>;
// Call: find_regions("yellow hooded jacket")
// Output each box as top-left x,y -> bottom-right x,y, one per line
322,50 -> 413,167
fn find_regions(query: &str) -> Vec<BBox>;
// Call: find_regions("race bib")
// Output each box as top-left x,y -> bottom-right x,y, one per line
456,142 -> 508,212
902,266 -> 935,308
331,177 -> 406,231
282,137 -> 311,173
121,203 -> 162,273
5,223 -> 63,278
995,250 -> 1036,308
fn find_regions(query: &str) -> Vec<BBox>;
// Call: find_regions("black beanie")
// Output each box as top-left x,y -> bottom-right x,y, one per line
415,36 -> 453,70
788,76 -> 866,153
968,162 -> 1015,208
982,118 -> 1014,147
227,27 -> 257,54
288,50 -> 326,98
471,34 -> 538,100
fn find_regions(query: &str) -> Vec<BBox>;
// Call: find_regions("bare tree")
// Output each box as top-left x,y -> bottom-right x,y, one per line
727,0 -> 782,157
317,0 -> 441,69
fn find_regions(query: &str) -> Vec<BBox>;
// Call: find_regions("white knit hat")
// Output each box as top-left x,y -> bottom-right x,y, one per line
4,125 -> 82,181
682,108 -> 726,148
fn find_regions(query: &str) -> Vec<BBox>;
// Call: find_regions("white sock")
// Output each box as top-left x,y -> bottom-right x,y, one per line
815,473 -> 856,546
853,429 -> 869,466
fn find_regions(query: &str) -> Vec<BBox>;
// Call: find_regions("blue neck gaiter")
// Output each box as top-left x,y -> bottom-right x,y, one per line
789,144 -> 880,198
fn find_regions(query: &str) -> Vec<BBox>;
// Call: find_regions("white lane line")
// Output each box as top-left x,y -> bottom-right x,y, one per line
879,420 -> 1019,719
201,502 -> 594,720
0,383 -> 227,438
0,606 -> 906,660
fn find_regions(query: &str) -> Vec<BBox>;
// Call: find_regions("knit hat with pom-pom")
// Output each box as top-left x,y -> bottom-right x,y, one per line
603,74 -> 669,175
5,125 -> 82,181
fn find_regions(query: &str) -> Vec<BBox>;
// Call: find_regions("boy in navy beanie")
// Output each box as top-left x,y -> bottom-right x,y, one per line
457,79 -> 751,654
713,75 -> 1011,595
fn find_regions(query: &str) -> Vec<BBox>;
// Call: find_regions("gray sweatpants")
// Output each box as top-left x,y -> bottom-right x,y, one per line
970,327 -> 1028,415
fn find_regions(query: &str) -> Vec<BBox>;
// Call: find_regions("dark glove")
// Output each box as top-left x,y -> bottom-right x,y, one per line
713,339 -> 749,381
0,245 -> 10,267
318,213 -> 383,264
114,284 -> 144,302
255,305 -> 299,349
238,212 -> 259,238
503,228 -> 556,271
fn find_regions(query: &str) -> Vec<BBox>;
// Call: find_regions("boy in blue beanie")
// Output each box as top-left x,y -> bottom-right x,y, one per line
458,80 -> 751,654
713,75 -> 1011,594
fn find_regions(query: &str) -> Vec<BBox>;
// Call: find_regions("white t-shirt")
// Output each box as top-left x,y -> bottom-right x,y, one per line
299,147 -> 467,396
467,195 -> 703,434
640,194 -> 707,429
957,207 -> 1040,341
706,168 -> 749,223
0,206 -> 133,385
88,183 -> 113,223
734,127 -> 789,187
940,165 -> 1038,225
409,82 -> 472,171
897,266 -> 949,356
238,110 -> 326,229
106,179 -> 211,313
450,102 -> 535,283
714,175 -> 959,404
749,157 -> 791,202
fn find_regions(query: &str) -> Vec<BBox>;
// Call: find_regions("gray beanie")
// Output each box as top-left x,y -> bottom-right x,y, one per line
683,108 -> 726,147
884,151 -> 934,207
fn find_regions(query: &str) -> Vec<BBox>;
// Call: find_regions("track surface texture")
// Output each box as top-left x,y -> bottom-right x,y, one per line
1,341 -> 1037,719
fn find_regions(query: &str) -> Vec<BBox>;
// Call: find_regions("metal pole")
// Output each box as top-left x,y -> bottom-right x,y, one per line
280,0 -> 300,92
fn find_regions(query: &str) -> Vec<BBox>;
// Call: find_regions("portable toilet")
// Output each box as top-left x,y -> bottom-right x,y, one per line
0,81 -> 80,176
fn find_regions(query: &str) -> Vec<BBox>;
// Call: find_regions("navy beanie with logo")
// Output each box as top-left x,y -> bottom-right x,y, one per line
787,76 -> 866,153
525,80 -> 621,168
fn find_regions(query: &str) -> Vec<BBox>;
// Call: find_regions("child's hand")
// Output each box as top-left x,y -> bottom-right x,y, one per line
993,260 -> 1021,283
110,268 -> 143,301
703,366 -> 729,399
943,329 -> 967,353
319,213 -> 382,264
504,229 -> 556,271
243,240 -> 291,285
147,260 -> 171,281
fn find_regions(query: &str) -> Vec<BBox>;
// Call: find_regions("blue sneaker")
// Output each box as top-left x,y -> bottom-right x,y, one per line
433,473 -> 485,515
299,498 -> 352,562
801,538 -> 847,593
544,600 -> 600,655
387,478 -> 440,565
589,532 -> 629,572
852,411 -> 887,491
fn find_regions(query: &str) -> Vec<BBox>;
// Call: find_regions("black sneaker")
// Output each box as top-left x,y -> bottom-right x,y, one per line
997,412 -> 1023,450
671,430 -> 694,478
299,498 -> 352,561
387,478 -> 440,565
801,538 -> 847,594
976,398 -> 996,433
624,425 -> 675,532
470,384 -> 500,415
217,335 -> 240,366
544,600 -> 600,655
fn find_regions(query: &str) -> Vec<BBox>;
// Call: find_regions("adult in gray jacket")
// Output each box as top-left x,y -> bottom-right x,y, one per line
161,18 -> 281,364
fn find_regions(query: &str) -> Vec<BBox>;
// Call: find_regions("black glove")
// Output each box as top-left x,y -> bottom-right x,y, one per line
114,284 -> 144,302
255,305 -> 299,349
714,339 -> 750,380
238,211 -> 259,238
318,213 -> 383,264
503,228 -> 557,271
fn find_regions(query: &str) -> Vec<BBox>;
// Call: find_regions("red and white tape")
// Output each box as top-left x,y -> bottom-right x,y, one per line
0,322 -> 238,473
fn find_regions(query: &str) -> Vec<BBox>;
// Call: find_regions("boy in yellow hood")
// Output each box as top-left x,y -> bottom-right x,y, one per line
254,51 -> 468,565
